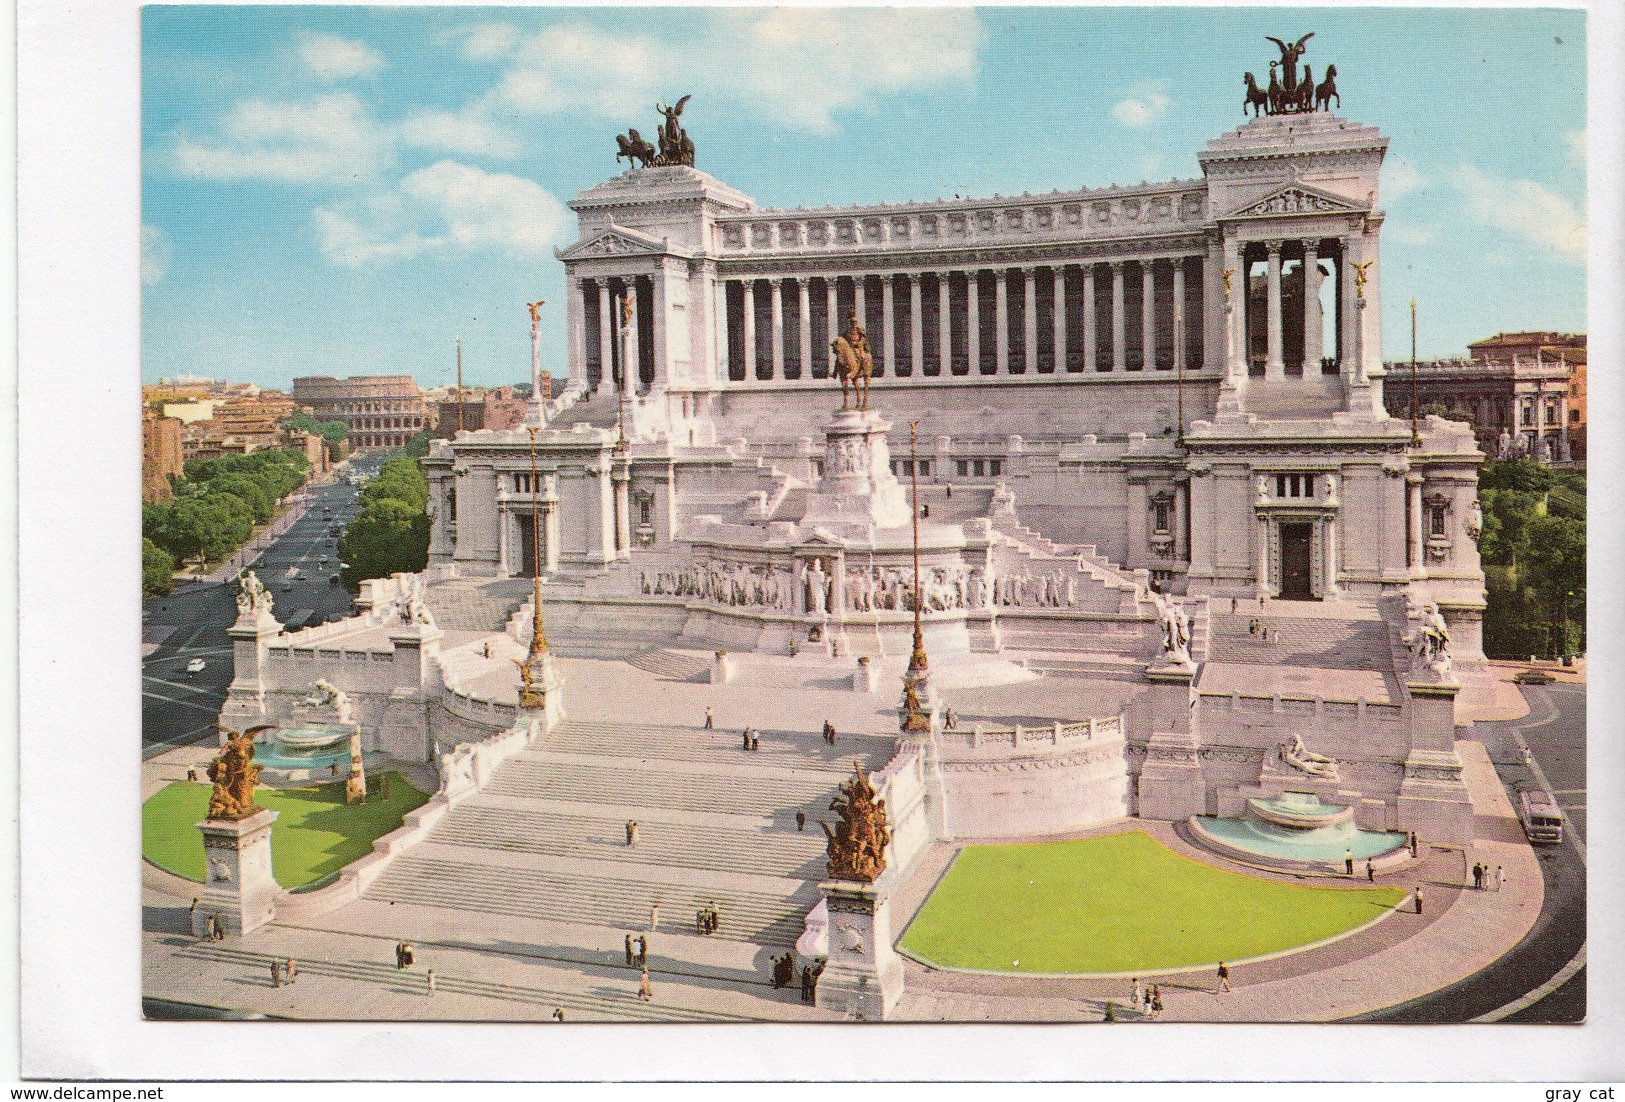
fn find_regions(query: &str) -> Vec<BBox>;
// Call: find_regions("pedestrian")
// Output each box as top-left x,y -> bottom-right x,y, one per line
395,941 -> 404,969
801,965 -> 814,1003
743,728 -> 752,751
1366,859 -> 1375,883
1472,862 -> 1483,890
1496,865 -> 1505,892
1131,976 -> 1142,1008
186,767 -> 198,782
402,942 -> 415,967
1142,985 -> 1153,1015
1345,848 -> 1354,876
637,935 -> 648,967
625,933 -> 635,967
552,1007 -> 566,1022
796,811 -> 806,832
649,902 -> 660,931
946,484 -> 953,499
284,958 -> 297,985
638,967 -> 654,1001
1415,886 -> 1425,915
1151,986 -> 1164,1018
1259,593 -> 1266,608
426,969 -> 436,996
944,708 -> 957,731
330,762 -> 338,777
271,959 -> 282,988
1217,961 -> 1231,993
789,639 -> 798,657
189,897 -> 199,920
750,731 -> 760,751
704,706 -> 714,730
209,914 -> 224,941
1409,832 -> 1419,859
626,819 -> 638,847
1231,597 -> 1238,613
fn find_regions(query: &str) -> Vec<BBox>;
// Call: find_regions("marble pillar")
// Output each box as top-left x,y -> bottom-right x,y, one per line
967,272 -> 981,373
1172,260 -> 1186,372
1023,267 -> 1038,374
1265,241 -> 1284,378
881,276 -> 896,376
742,280 -> 757,380
909,274 -> 924,376
597,281 -> 614,394
798,278 -> 813,383
1303,243 -> 1322,373
1142,260 -> 1157,370
1052,265 -> 1067,372
937,274 -> 952,375
769,278 -> 785,380
1083,265 -> 1097,371
1110,261 -> 1126,372
994,269 -> 1010,374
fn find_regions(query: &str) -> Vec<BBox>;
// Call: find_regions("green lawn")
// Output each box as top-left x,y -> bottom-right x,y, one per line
142,773 -> 430,890
899,830 -> 1405,974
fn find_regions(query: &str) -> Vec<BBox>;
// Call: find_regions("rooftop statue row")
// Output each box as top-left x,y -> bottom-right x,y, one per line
615,95 -> 696,170
1244,34 -> 1342,117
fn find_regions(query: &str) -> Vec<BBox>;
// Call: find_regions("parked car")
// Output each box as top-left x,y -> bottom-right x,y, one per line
186,658 -> 206,674
1513,667 -> 1556,685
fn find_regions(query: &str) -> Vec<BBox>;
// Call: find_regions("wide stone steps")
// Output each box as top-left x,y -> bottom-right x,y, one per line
547,719 -> 894,775
625,647 -> 709,682
368,854 -> 813,945
1206,612 -> 1391,671
999,622 -> 1147,654
423,579 -> 535,632
432,803 -> 828,880
487,754 -> 841,818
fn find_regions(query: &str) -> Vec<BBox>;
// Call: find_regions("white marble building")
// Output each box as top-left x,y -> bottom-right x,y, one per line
225,107 -> 1485,855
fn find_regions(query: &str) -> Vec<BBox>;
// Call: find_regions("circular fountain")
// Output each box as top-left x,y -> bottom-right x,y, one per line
253,723 -> 353,783
1189,791 -> 1408,872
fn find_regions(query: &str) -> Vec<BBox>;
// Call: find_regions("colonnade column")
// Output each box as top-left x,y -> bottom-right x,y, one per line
1172,261 -> 1186,372
567,277 -> 586,392
613,463 -> 631,558
909,274 -> 924,376
1141,260 -> 1156,370
1110,261 -> 1127,372
1083,265 -> 1097,371
1303,243 -> 1322,373
798,279 -> 813,383
994,270 -> 1010,374
854,278 -> 867,339
967,272 -> 981,373
1406,474 -> 1424,578
1256,515 -> 1271,598
826,280 -> 839,363
1052,265 -> 1067,372
1341,234 -> 1362,384
623,285 -> 641,394
769,278 -> 785,380
742,280 -> 757,380
937,274 -> 952,374
711,270 -> 727,384
1265,240 -> 1284,378
1222,235 -> 1244,382
497,505 -> 511,577
597,282 -> 614,394
881,276 -> 896,376
1023,267 -> 1038,374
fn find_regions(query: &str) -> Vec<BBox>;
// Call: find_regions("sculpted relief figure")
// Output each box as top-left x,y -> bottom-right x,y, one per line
822,763 -> 892,883
236,569 -> 271,617
207,725 -> 268,821
1281,732 -> 1339,780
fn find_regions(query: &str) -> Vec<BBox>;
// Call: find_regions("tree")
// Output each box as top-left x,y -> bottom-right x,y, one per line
285,411 -> 350,444
339,499 -> 429,588
208,473 -> 274,523
400,431 -> 431,460
142,538 -> 175,597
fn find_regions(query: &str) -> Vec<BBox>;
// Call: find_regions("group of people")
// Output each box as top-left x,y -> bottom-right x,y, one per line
269,956 -> 299,987
1128,977 -> 1166,1018
769,951 -> 797,989
625,933 -> 650,967
821,720 -> 837,745
393,940 -> 418,969
741,727 -> 762,752
694,901 -> 722,936
1247,618 -> 1271,643
1471,861 -> 1505,892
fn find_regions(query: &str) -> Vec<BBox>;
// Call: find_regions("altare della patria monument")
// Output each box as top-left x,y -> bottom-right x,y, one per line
145,33 -> 1552,1026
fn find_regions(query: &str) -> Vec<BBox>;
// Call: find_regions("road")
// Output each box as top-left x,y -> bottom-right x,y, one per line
141,457 -> 384,758
1344,676 -> 1586,1024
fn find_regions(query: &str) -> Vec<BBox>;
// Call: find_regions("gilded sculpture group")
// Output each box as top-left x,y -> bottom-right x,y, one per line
615,95 -> 696,169
822,763 -> 892,883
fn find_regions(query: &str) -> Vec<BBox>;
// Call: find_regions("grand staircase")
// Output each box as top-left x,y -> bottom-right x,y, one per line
364,716 -> 894,959
1205,608 -> 1390,671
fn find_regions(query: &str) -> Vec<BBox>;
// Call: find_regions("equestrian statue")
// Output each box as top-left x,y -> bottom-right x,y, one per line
830,310 -> 874,412
614,95 -> 696,169
1243,34 -> 1341,117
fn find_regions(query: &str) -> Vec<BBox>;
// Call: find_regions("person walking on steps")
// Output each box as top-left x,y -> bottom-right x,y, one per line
1366,859 -> 1376,882
425,969 -> 436,996
1414,886 -> 1425,914
649,902 -> 660,931
625,933 -> 635,967
1345,848 -> 1354,876
626,819 -> 639,847
704,706 -> 714,730
1496,865 -> 1505,892
636,935 -> 648,967
552,1007 -> 566,1022
638,967 -> 653,1002
796,810 -> 806,832
270,959 -> 282,988
1217,961 -> 1231,993
1131,977 -> 1142,1008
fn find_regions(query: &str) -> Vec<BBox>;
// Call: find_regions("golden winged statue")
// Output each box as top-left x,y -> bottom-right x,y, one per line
207,725 -> 271,821
821,762 -> 892,882
1352,259 -> 1375,299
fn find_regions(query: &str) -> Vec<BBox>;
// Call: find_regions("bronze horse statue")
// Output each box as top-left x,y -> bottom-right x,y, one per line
616,129 -> 657,170
1243,72 -> 1270,117
830,314 -> 873,412
1315,65 -> 1341,112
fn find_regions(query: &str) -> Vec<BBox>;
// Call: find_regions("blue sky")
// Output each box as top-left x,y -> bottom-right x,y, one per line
141,6 -> 1588,391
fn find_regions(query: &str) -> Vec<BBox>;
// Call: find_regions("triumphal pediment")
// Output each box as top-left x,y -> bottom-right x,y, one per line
1220,183 -> 1365,221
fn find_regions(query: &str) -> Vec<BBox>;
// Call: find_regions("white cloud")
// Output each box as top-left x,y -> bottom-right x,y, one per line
297,32 -> 385,80
1385,223 -> 1438,247
1565,128 -> 1586,164
400,98 -> 524,160
171,93 -> 393,184
440,22 -> 521,62
1111,88 -> 1172,128
488,10 -> 981,133
141,224 -> 172,285
1453,164 -> 1586,262
1383,156 -> 1424,199
314,160 -> 568,267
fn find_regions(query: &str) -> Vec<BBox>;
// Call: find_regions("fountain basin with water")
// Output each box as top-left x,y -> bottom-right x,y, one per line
254,722 -> 355,784
1188,792 -> 1408,872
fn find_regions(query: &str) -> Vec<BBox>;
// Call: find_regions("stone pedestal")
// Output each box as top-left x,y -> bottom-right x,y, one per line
520,649 -> 567,734
801,410 -> 910,535
814,879 -> 904,1020
220,607 -> 283,728
1135,662 -> 1206,819
191,808 -> 279,938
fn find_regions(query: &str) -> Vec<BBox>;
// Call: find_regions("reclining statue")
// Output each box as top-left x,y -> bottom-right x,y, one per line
1280,732 -> 1339,780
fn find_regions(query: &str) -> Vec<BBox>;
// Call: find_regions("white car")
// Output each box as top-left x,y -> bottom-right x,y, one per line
186,658 -> 207,674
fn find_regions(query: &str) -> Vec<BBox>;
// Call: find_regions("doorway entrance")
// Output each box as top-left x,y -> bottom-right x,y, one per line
1279,523 -> 1314,601
517,520 -> 538,578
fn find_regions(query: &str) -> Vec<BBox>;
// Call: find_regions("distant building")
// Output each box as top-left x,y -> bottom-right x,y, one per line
291,375 -> 428,450
212,394 -> 299,450
141,407 -> 184,503
161,398 -> 217,425
1383,332 -> 1581,464
433,386 -> 534,437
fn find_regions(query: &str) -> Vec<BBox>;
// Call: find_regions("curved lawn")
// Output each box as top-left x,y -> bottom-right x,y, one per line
899,830 -> 1405,974
143,774 -> 429,889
